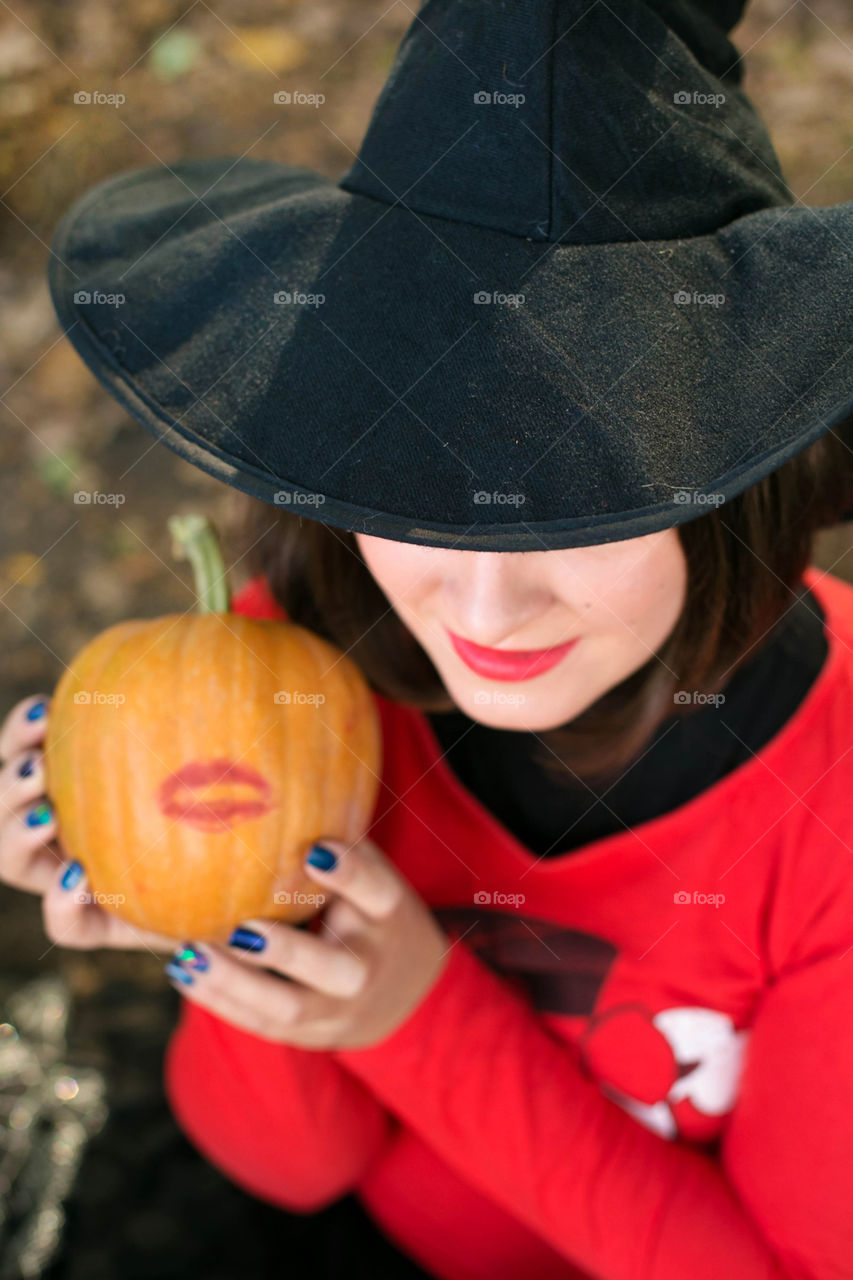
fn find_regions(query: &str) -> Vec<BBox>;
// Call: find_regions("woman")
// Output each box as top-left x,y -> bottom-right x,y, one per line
5,0 -> 853,1275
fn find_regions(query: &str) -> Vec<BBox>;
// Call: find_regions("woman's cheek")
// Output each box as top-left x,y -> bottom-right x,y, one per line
598,554 -> 686,647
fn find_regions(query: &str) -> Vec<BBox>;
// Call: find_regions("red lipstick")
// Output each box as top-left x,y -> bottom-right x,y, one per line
446,628 -> 579,682
158,758 -> 274,831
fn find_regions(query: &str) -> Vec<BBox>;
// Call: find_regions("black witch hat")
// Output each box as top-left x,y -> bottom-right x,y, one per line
47,0 -> 853,550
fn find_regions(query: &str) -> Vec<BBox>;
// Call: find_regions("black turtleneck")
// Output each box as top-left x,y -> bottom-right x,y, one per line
424,583 -> 828,858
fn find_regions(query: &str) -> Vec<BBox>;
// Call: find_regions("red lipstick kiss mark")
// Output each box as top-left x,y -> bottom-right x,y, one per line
158,758 -> 274,832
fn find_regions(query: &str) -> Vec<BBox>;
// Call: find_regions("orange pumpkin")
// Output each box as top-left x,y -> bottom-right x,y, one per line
43,515 -> 381,941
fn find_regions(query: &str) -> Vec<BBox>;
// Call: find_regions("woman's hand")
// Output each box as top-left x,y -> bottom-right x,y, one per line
165,834 -> 452,1050
1,693 -> 450,1044
0,693 -> 183,955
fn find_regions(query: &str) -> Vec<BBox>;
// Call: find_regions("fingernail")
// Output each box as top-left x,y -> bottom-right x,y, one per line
174,943 -> 209,972
26,700 -> 47,721
60,860 -> 84,891
227,926 -> 267,953
18,756 -> 35,778
25,802 -> 52,828
306,844 -> 337,871
165,960 -> 194,987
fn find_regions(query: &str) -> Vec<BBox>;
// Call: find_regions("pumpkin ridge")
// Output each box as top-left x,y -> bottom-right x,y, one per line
227,613 -> 268,926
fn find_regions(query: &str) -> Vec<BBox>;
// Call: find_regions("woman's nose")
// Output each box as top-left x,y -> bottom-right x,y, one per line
441,556 -> 560,647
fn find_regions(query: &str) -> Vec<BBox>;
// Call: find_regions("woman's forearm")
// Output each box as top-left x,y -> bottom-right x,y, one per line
164,995 -> 395,1213
336,941 -> 807,1280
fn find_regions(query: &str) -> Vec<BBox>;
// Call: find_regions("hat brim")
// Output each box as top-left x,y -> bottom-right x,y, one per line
48,156 -> 853,551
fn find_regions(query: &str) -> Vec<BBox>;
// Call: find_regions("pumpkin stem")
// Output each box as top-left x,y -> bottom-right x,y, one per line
168,513 -> 231,614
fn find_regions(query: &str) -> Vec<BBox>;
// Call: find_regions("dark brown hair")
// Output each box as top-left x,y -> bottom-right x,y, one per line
233,420 -> 853,786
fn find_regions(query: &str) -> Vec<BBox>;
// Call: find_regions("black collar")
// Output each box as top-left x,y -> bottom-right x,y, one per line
425,585 -> 828,857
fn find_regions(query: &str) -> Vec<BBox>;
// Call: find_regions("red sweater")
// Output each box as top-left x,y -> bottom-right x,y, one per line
164,565 -> 853,1280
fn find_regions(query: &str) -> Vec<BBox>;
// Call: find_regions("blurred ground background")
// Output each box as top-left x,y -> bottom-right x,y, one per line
0,0 -> 852,1275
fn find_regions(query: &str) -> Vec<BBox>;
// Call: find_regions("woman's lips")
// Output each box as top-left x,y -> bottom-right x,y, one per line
158,758 -> 274,831
446,628 -> 580,682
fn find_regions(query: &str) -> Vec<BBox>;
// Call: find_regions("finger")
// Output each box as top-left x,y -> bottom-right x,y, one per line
0,797 -> 64,893
219,916 -> 367,998
302,836 -> 405,924
41,861 -> 183,955
319,897 -> 372,947
0,840 -> 64,896
0,695 -> 51,764
165,944 -> 320,1044
0,750 -> 47,821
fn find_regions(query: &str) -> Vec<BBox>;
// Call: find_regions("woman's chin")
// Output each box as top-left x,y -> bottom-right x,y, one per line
444,678 -> 593,732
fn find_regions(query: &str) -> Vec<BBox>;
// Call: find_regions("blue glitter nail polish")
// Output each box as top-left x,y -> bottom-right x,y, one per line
306,844 -> 337,871
228,926 -> 266,953
60,860 -> 84,891
25,700 -> 46,721
165,960 -> 194,987
175,943 -> 209,972
18,756 -> 35,778
25,803 -> 52,828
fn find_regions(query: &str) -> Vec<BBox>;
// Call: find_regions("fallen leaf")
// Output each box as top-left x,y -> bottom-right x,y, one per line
34,443 -> 86,497
1,552 -> 45,590
148,30 -> 203,80
223,26 -> 307,74
0,26 -> 49,76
